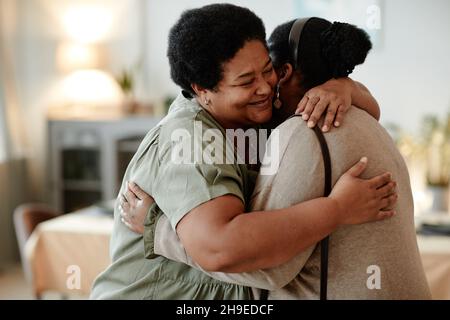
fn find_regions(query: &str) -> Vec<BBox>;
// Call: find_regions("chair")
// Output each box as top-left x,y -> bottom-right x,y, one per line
13,203 -> 60,298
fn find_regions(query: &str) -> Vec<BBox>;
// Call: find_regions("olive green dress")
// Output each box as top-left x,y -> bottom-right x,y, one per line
90,92 -> 256,299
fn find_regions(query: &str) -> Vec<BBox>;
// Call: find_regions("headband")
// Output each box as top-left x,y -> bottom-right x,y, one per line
288,17 -> 312,68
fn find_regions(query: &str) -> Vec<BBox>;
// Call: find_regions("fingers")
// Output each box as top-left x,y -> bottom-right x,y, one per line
120,216 -> 138,233
119,201 -> 137,231
333,105 -> 346,127
376,181 -> 397,198
307,98 -> 328,128
118,198 -> 129,218
122,190 -> 130,203
376,209 -> 396,221
124,188 -> 138,207
119,193 -> 128,205
119,194 -> 129,210
302,96 -> 319,121
128,181 -> 151,201
118,193 -> 145,235
120,216 -> 131,227
295,96 -> 309,115
322,101 -> 340,132
379,193 -> 398,210
346,157 -> 368,177
369,172 -> 393,189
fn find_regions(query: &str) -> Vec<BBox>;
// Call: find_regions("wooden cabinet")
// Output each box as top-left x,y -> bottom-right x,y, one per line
47,112 -> 161,212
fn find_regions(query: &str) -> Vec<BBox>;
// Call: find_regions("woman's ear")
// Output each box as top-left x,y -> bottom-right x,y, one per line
191,83 -> 206,97
191,83 -> 212,107
277,63 -> 294,85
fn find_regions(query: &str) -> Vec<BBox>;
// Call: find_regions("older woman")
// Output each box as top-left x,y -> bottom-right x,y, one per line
91,4 -> 396,300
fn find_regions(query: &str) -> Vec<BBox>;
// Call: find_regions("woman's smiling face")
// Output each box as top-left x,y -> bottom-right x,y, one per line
202,40 -> 278,129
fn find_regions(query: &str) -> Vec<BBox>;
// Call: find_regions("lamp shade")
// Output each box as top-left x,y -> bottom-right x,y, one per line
60,69 -> 123,107
56,42 -> 106,72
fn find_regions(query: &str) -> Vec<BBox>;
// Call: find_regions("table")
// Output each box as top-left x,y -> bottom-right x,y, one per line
25,208 -> 450,299
25,207 -> 113,297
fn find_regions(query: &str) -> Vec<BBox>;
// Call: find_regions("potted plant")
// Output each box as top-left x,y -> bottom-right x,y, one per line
116,69 -> 138,114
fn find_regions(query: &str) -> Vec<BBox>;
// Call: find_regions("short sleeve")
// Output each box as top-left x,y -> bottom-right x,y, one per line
153,161 -> 245,230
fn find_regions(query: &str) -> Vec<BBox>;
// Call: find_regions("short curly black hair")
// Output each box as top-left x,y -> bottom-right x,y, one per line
268,17 -> 372,90
167,4 -> 266,98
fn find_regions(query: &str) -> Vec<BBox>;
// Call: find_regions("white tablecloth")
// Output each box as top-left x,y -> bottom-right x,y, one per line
25,207 -> 113,297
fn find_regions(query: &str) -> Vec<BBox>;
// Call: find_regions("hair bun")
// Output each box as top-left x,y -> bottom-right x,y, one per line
320,22 -> 372,77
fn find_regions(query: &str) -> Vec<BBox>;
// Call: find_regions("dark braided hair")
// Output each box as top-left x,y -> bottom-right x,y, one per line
321,22 -> 372,78
269,17 -> 372,90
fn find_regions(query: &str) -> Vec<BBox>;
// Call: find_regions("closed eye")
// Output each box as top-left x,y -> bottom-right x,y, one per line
238,79 -> 255,87
236,65 -> 273,87
263,66 -> 274,74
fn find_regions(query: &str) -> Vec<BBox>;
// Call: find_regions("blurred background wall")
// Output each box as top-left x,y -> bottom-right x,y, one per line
0,0 -> 449,266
